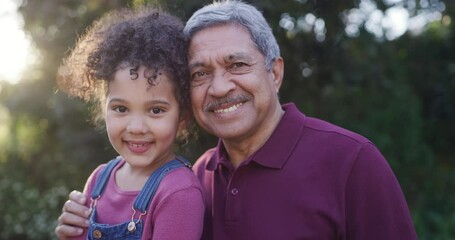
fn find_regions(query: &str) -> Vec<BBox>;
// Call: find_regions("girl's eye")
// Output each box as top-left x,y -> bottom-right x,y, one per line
113,106 -> 127,113
151,108 -> 163,114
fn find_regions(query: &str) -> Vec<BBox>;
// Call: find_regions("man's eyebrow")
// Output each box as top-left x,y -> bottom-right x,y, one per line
227,52 -> 254,61
189,62 -> 205,70
188,53 -> 255,69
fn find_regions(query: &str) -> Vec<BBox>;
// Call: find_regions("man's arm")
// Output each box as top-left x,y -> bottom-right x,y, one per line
55,190 -> 91,240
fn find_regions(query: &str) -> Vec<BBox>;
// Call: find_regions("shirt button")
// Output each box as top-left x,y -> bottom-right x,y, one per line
93,229 -> 102,239
231,188 -> 239,195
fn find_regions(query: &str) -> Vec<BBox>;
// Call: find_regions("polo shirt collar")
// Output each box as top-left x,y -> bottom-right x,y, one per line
205,103 -> 305,170
205,140 -> 229,171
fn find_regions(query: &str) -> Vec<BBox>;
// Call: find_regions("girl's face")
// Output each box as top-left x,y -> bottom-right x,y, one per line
105,66 -> 182,175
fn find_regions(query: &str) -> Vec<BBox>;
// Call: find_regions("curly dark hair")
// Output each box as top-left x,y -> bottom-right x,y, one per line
58,6 -> 192,141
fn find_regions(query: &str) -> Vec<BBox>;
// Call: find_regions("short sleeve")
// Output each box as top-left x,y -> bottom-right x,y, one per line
345,142 -> 417,240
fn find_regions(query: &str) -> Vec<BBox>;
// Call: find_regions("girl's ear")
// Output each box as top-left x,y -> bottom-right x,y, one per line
178,119 -> 187,132
176,117 -> 190,143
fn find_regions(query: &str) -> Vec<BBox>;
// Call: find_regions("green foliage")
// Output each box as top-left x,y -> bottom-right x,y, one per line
0,0 -> 453,239
0,172 -> 69,239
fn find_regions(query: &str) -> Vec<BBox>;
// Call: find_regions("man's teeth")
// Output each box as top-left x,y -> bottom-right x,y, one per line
214,103 -> 242,113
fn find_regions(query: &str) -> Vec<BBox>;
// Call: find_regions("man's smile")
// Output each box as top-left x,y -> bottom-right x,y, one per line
213,102 -> 243,113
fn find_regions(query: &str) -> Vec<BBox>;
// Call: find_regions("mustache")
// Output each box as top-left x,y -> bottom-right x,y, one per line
204,94 -> 252,112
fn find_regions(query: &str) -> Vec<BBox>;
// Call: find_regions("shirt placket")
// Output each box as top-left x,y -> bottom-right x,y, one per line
224,166 -> 241,230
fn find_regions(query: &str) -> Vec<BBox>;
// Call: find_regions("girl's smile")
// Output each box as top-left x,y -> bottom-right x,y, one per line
105,65 -> 183,177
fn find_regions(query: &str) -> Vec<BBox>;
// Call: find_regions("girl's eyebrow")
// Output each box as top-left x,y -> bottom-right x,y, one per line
107,98 -> 171,106
107,98 -> 126,104
145,100 -> 171,106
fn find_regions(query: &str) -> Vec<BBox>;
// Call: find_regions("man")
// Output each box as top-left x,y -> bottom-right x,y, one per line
56,1 -> 418,239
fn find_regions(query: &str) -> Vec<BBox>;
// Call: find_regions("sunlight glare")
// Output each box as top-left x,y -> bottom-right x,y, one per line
383,7 -> 409,40
0,0 -> 36,84
343,0 -> 445,40
0,105 -> 11,150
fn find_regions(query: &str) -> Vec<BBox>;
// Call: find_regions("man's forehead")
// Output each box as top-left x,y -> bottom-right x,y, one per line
187,24 -> 262,65
188,52 -> 254,69
188,23 -> 252,45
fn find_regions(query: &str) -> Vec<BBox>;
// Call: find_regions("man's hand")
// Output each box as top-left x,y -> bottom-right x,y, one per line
55,190 -> 91,240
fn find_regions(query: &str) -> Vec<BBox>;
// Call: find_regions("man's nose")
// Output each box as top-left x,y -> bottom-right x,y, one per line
207,71 -> 236,97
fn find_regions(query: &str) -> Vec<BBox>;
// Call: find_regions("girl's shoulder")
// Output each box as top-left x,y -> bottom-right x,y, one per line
153,165 -> 202,197
83,158 -> 126,198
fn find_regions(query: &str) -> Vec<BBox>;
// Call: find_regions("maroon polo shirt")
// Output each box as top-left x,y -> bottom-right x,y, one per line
193,103 -> 417,240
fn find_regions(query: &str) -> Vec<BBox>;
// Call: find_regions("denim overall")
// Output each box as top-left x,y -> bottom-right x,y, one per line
87,156 -> 191,240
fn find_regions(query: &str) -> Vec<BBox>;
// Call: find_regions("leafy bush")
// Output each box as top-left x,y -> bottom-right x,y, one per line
0,177 -> 69,239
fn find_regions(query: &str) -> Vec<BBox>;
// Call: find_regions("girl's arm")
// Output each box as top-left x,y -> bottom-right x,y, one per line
151,186 -> 205,240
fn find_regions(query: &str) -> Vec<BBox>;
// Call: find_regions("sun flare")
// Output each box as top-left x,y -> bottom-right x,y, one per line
0,0 -> 36,84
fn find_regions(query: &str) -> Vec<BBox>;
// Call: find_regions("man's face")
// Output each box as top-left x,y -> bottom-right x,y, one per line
188,24 -> 283,143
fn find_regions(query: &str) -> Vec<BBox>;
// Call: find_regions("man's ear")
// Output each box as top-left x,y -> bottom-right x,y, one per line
271,57 -> 284,93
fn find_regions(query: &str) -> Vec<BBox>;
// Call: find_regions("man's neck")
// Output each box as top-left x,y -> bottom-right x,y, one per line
223,105 -> 285,168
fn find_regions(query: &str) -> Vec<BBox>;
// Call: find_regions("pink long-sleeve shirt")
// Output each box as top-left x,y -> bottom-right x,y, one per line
74,159 -> 204,240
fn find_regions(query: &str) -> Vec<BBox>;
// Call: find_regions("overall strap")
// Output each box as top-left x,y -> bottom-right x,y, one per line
90,157 -> 122,199
133,157 -> 192,212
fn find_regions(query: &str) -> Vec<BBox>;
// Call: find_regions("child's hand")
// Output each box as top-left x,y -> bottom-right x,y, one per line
55,190 -> 91,239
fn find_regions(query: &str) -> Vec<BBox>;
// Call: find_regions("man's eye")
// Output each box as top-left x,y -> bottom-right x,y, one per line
113,106 -> 127,113
232,62 -> 247,68
229,62 -> 250,74
192,71 -> 207,79
191,71 -> 210,87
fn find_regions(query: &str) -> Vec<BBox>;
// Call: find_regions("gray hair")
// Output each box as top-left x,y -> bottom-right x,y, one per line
184,0 -> 280,71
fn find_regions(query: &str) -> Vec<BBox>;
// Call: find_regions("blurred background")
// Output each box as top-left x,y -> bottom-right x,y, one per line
0,0 -> 453,239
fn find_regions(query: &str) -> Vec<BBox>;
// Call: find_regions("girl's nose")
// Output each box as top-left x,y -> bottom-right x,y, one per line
126,116 -> 147,134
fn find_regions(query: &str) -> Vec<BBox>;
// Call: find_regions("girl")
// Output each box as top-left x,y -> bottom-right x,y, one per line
57,7 -> 204,240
